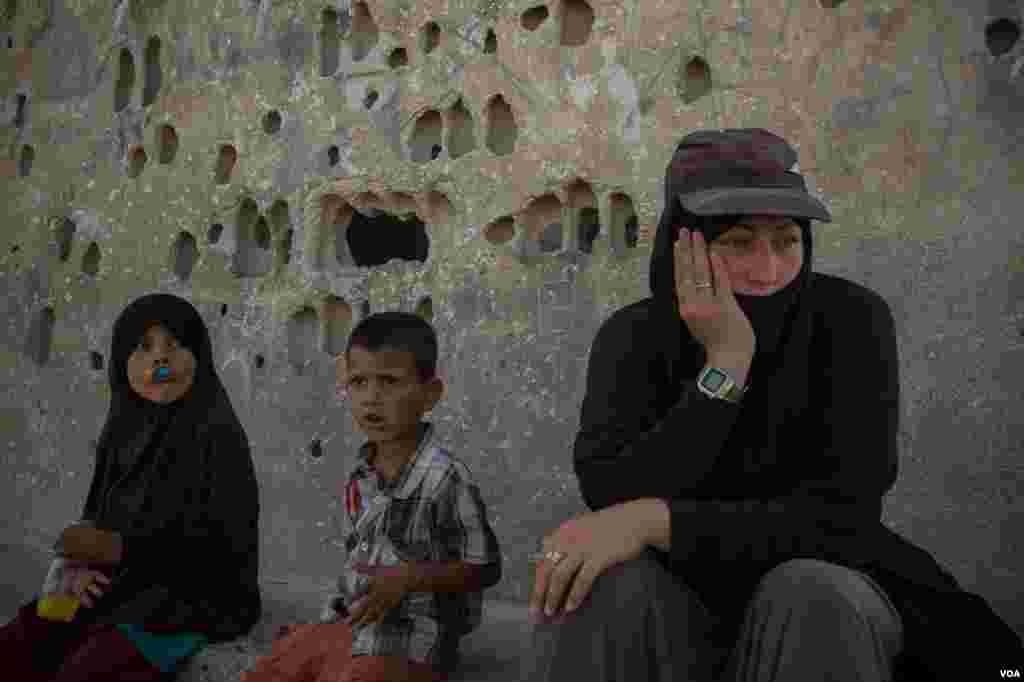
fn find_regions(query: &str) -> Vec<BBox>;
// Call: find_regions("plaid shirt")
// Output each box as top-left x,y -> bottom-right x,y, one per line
322,422 -> 502,666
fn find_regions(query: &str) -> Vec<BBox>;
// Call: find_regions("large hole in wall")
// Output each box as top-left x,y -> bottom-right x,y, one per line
350,1 -> 379,62
287,307 -> 319,369
89,351 -> 104,371
484,215 -> 516,244
208,223 -> 223,244
484,28 -> 497,54
263,109 -> 282,135
82,241 -> 101,277
320,8 -> 341,77
410,109 -> 443,163
13,92 -> 26,128
142,36 -> 162,107
254,215 -> 271,249
24,306 -> 55,366
446,98 -> 476,159
522,194 -> 563,254
269,199 -> 291,269
18,144 -> 33,177
567,179 -> 598,253
388,47 -> 408,68
363,88 -> 379,110
323,295 -> 353,356
215,144 -> 237,184
679,56 -> 712,104
521,5 -> 549,31
347,208 -> 429,267
126,146 -> 147,178
986,18 -> 1021,56
485,94 -> 517,156
232,197 -> 271,277
560,0 -> 593,47
420,21 -> 441,54
325,195 -> 354,266
114,47 -> 135,113
53,217 -> 75,262
609,193 -> 638,250
171,231 -> 198,281
156,124 -> 178,164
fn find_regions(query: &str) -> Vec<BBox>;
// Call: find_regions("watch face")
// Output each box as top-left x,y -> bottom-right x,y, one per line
703,368 -> 726,391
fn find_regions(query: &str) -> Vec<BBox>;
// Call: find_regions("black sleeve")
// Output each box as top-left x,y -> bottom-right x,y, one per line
666,287 -> 900,571
573,306 -> 745,511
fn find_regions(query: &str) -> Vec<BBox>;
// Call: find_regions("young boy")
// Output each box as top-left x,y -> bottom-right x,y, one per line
242,311 -> 502,682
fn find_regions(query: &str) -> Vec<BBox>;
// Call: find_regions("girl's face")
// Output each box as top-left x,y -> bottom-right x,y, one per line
126,324 -> 196,404
709,215 -> 804,296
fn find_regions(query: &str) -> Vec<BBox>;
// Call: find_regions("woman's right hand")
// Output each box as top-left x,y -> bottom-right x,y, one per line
67,568 -> 111,608
674,227 -> 756,357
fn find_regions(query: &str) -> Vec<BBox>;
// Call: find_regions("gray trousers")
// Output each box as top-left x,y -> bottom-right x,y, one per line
523,551 -> 903,682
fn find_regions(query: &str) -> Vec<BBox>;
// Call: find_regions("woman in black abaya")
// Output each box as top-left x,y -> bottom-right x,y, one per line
0,293 -> 261,681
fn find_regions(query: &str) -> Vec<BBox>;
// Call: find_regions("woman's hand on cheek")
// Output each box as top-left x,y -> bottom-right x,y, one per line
528,502 -> 650,623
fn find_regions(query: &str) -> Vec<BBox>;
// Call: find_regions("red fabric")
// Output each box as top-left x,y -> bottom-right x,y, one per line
0,600 -> 164,682
240,622 -> 447,682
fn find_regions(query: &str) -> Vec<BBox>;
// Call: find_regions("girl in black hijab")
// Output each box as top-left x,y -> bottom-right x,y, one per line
524,129 -> 1022,681
0,293 -> 261,681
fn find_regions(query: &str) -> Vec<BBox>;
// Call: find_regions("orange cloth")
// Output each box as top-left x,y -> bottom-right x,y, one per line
239,622 -> 447,682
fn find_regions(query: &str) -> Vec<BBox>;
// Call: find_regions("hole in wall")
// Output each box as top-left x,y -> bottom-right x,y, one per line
560,0 -> 594,47
539,223 -> 562,252
320,8 -> 341,77
13,93 -> 26,128
484,215 -> 516,244
208,223 -> 224,244
171,231 -> 198,281
347,209 -> 429,267
679,56 -> 712,104
521,5 -> 549,31
361,300 -> 370,317
327,144 -> 340,166
415,296 -> 433,321
363,88 -> 378,110
287,307 -> 319,369
263,109 -> 282,134
126,146 -> 147,178
410,109 -> 443,163
254,215 -> 271,249
10,244 -> 20,253
610,192 -> 638,250
254,353 -> 265,368
308,438 -> 323,458
485,94 -> 517,156
986,18 -> 1021,57
522,194 -> 562,253
446,98 -> 476,159
81,241 -> 101,276
220,303 -> 228,316
269,199 -> 291,268
484,28 -> 497,54
819,0 -> 847,6
388,47 -> 408,68
25,306 -> 55,366
142,36 -> 162,107
577,206 -> 600,253
420,21 -> 440,54
18,144 -> 33,177
350,1 -> 379,62
323,195 -> 353,267
214,144 -> 237,184
54,217 -> 75,262
114,47 -> 135,113
6,36 -> 12,49
323,295 -> 353,355
156,124 -> 178,164
89,351 -> 104,371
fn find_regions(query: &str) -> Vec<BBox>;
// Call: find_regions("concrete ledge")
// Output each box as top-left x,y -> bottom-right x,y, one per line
180,580 -> 529,682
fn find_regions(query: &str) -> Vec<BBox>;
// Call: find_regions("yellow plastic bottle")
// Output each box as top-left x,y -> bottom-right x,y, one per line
37,559 -> 81,622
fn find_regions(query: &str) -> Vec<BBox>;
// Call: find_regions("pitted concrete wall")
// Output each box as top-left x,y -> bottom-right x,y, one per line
1,0 -> 1022,636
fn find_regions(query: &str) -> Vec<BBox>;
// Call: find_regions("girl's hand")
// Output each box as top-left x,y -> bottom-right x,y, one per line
528,502 -> 651,622
343,563 -> 416,628
68,569 -> 111,608
674,227 -> 756,357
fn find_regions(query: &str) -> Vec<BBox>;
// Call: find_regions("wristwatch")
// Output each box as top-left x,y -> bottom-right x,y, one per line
696,366 -> 747,404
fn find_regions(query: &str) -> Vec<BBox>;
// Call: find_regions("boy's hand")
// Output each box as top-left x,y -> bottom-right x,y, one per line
344,562 -> 417,628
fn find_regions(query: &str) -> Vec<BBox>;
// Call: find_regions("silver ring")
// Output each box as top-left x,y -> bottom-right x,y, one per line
545,550 -> 566,565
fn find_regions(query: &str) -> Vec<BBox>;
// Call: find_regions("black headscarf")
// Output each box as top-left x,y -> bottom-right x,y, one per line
648,194 -> 816,487
81,293 -> 261,640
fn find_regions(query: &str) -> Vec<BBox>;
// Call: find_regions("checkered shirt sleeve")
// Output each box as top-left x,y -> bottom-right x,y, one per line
435,464 -> 502,567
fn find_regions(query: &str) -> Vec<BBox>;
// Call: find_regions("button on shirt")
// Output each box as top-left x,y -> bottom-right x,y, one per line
327,422 -> 502,666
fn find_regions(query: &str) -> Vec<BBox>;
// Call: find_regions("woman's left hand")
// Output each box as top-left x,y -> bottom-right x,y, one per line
529,501 -> 652,622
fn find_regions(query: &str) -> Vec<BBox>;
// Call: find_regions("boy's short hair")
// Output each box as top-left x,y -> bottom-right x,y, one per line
345,312 -> 438,382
